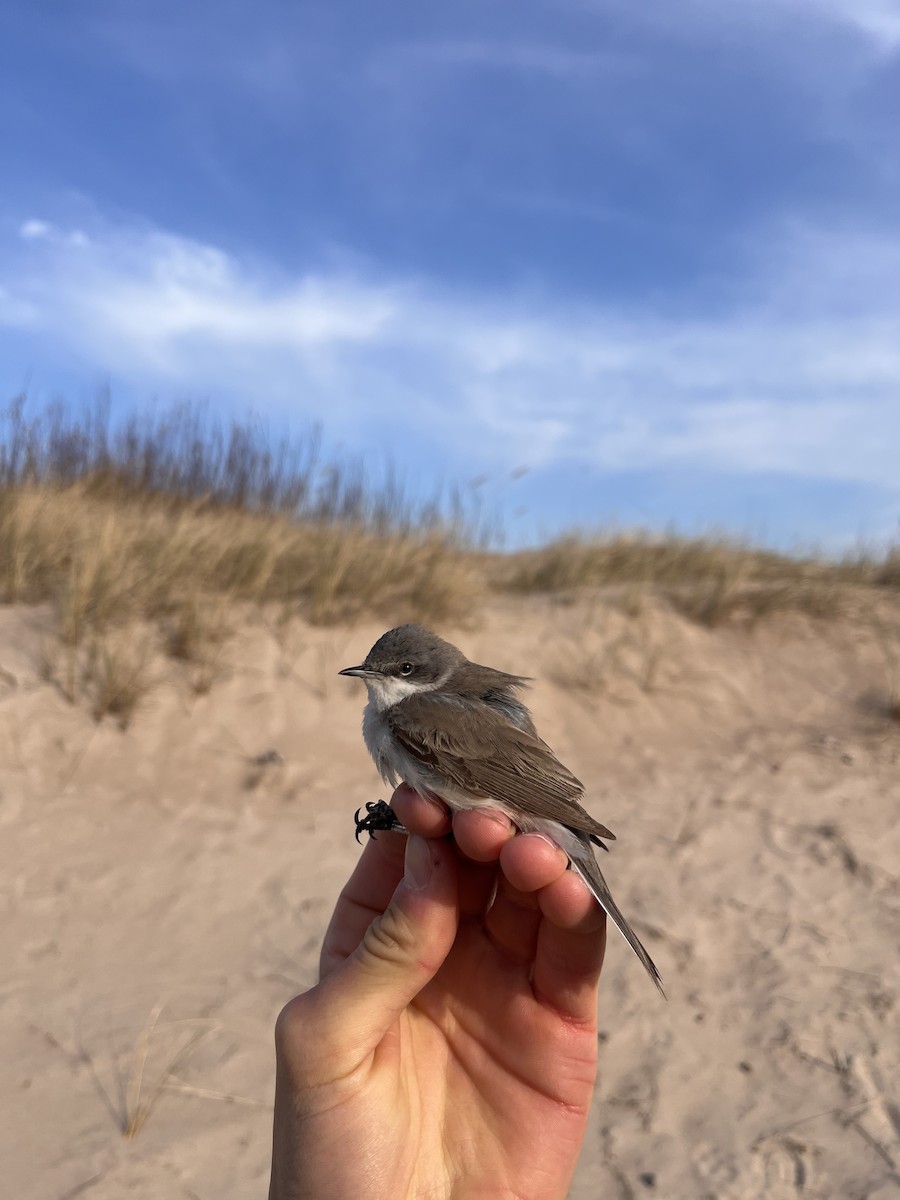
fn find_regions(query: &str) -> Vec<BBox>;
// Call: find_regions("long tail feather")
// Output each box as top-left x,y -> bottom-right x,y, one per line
569,837 -> 666,997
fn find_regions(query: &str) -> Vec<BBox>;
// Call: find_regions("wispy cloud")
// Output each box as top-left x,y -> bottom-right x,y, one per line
607,0 -> 900,53
3,211 -> 899,503
372,39 -> 632,80
5,218 -> 397,366
773,0 -> 900,51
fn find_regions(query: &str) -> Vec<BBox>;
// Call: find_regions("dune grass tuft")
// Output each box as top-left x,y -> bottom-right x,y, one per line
2,396 -> 899,719
496,532 -> 896,626
0,397 -> 484,639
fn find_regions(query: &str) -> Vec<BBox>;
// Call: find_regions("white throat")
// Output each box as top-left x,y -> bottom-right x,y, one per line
365,674 -> 430,712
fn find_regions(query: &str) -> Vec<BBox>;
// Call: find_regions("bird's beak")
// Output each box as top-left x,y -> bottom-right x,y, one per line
338,664 -> 374,678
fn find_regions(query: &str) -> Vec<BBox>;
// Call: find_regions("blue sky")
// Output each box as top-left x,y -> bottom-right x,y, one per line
2,0 -> 899,549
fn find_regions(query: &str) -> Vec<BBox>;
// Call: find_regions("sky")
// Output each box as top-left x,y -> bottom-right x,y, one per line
1,0 -> 899,549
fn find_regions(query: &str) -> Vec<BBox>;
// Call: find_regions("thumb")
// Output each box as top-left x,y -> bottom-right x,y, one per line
315,835 -> 459,1057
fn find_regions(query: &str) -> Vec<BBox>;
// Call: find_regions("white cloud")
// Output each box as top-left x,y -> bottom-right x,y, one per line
617,0 -> 900,53
19,219 -> 52,240
19,219 -> 92,249
4,223 -> 398,374
775,0 -> 900,51
3,212 -> 900,498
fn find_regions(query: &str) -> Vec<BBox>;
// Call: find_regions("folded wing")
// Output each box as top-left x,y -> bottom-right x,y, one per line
387,692 -> 616,844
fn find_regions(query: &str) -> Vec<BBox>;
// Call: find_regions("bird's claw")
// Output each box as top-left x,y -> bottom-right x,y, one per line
354,799 -> 408,842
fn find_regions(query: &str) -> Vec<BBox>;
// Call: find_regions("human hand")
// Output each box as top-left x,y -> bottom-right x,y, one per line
269,783 -> 607,1200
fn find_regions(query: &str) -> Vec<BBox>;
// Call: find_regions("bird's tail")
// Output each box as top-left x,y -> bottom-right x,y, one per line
568,834 -> 666,997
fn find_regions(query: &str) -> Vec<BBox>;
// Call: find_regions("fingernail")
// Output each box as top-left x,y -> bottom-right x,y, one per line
531,833 -> 567,859
481,810 -> 514,833
404,836 -> 433,890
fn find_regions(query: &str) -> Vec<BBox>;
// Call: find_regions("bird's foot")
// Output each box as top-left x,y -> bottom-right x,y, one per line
354,800 -> 408,842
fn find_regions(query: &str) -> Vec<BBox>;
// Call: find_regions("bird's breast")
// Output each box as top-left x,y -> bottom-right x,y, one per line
362,701 -> 448,798
362,703 -> 394,780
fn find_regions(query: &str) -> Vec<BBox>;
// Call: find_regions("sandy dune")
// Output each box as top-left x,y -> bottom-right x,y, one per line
2,598 -> 899,1199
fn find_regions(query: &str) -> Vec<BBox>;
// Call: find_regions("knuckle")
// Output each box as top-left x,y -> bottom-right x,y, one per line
360,903 -> 419,971
274,992 -> 337,1086
274,994 -> 309,1054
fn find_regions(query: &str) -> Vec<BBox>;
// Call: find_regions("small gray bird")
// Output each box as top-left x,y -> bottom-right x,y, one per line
340,623 -> 663,994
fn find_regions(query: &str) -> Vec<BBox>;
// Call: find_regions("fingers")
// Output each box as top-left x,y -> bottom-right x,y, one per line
470,827 -> 607,1023
319,785 -> 452,978
290,834 -> 460,1082
319,827 -> 407,978
394,788 -> 519,862
533,874 -> 607,1024
391,783 -> 452,837
401,794 -> 604,1000
393,792 -> 516,917
482,835 -> 569,961
320,785 -> 605,1038
452,807 -> 515,861
492,827 -> 606,1023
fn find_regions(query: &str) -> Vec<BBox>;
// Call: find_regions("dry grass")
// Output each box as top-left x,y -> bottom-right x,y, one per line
83,633 -> 155,728
77,1001 -> 262,1140
162,594 -> 232,695
2,397 -> 899,720
874,549 -> 900,588
0,397 -> 483,634
0,486 -> 480,624
40,628 -> 155,727
666,576 -> 854,627
873,618 -> 900,726
0,397 -> 483,721
497,533 -> 896,627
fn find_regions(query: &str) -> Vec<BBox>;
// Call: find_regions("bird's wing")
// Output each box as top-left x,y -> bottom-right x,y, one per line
387,692 -> 616,842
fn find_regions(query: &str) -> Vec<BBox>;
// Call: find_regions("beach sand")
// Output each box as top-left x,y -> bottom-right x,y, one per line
2,598 -> 899,1199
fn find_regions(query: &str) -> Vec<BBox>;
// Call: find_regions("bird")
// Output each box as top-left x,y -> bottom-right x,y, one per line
339,623 -> 663,994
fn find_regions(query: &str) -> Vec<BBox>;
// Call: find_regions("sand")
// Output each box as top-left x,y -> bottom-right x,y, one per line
2,598 -> 899,1199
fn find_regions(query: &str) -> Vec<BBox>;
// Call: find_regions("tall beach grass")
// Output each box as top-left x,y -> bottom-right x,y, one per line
2,395 -> 898,720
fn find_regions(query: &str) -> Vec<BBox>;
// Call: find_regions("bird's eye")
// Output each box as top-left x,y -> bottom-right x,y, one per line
399,662 -> 414,676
